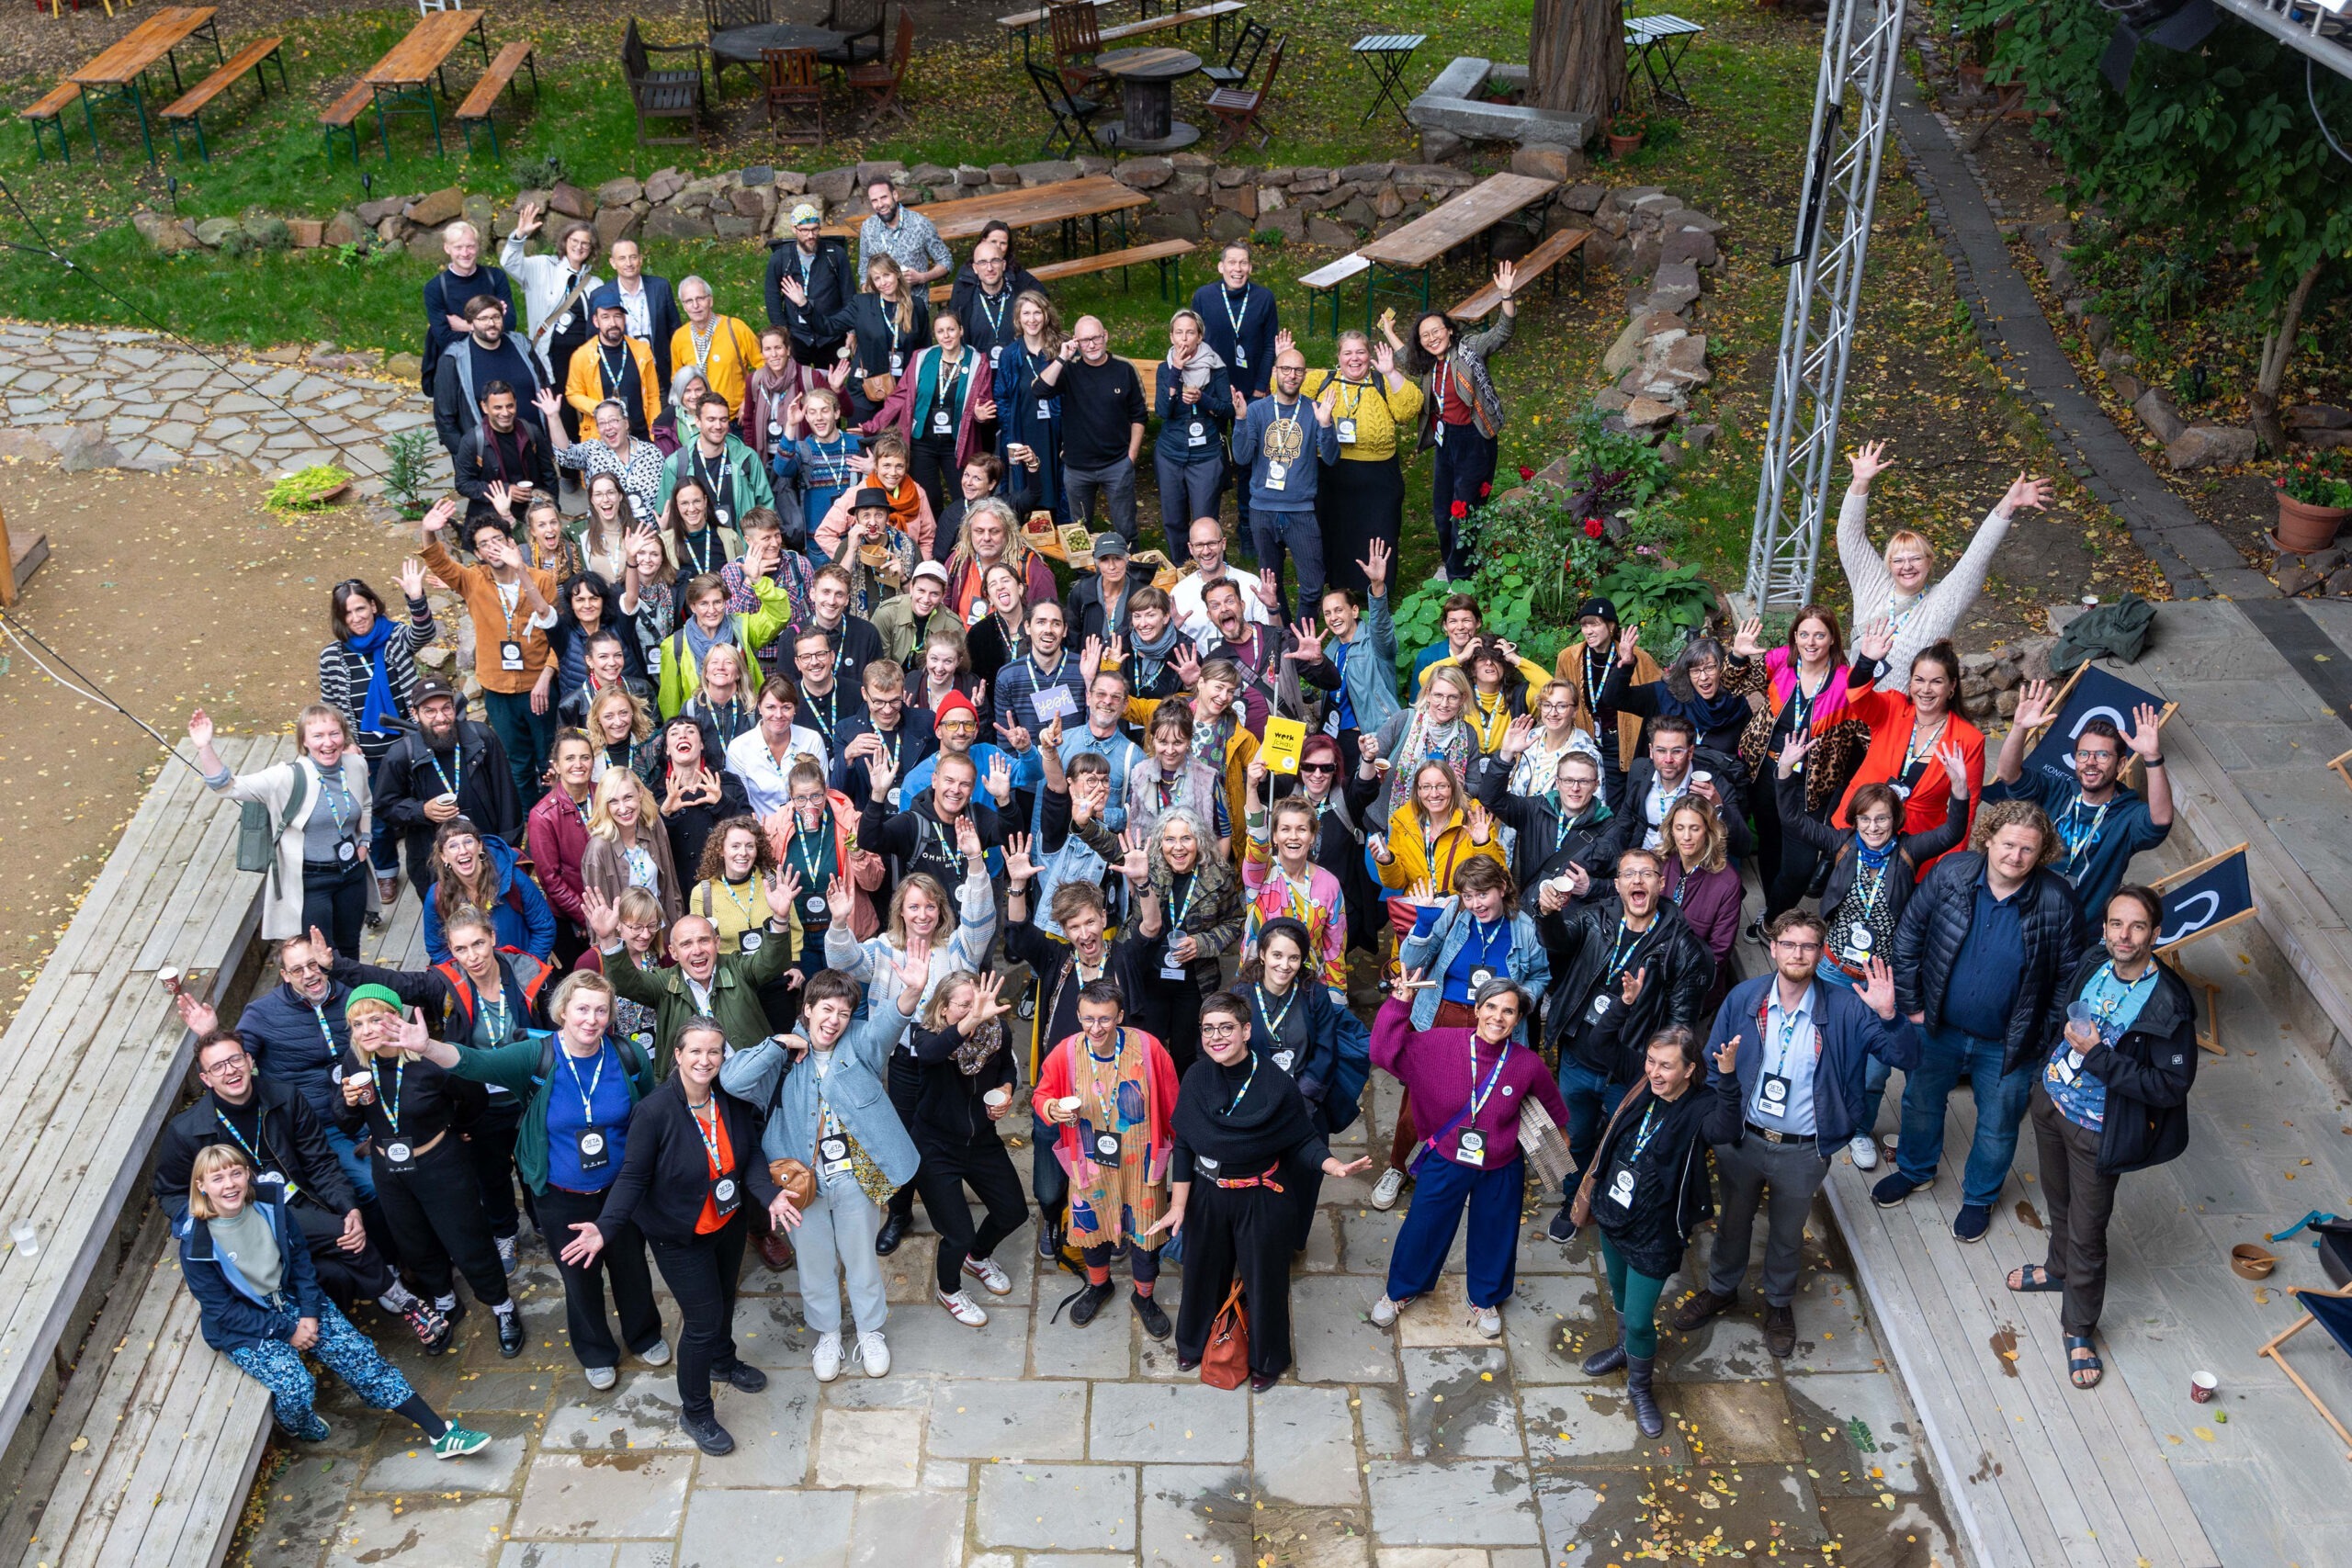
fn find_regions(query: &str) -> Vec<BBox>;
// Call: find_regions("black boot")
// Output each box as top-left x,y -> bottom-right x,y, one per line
1625,1353 -> 1664,1438
1580,1331 -> 1627,1379
1068,1280 -> 1117,1326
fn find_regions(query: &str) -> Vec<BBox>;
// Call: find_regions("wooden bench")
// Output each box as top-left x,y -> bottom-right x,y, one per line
21,82 -> 80,164
454,39 -> 537,156
928,237 -> 1195,305
0,1216 -> 270,1568
1446,225 -> 1591,318
1299,252 -> 1370,334
1097,0 -> 1244,50
158,34 -> 286,162
318,79 -> 375,164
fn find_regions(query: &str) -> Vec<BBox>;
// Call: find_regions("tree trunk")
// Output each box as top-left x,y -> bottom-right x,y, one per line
2251,260 -> 2324,457
1530,0 -> 1624,122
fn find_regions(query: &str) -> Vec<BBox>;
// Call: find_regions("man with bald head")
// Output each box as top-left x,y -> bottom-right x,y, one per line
586,884 -> 797,1077
1057,314 -> 1146,544
1235,345 -> 1340,620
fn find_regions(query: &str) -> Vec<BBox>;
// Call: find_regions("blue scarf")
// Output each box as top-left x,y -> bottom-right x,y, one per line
346,617 -> 400,738
1854,837 -> 1896,874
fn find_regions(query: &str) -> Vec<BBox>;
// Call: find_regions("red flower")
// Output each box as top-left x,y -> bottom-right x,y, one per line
1584,517 -> 1606,539
1518,465 -> 1534,480
1450,500 -> 1468,519
1478,481 -> 1493,499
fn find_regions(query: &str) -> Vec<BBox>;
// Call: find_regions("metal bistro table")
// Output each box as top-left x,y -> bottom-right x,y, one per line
1350,32 -> 1424,128
70,6 -> 223,167
1097,44 -> 1200,153
708,22 -> 842,96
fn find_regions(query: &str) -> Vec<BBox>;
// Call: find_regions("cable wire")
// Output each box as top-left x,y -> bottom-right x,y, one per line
0,613 -> 206,773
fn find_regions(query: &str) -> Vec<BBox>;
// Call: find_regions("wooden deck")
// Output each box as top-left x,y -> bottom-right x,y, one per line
1826,1097 -> 2222,1567
0,736 -> 287,1463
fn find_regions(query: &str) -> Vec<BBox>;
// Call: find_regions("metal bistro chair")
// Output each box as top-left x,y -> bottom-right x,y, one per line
704,0 -> 774,94
762,45 -> 824,143
1023,52 -> 1104,156
1201,17 -> 1268,89
819,0 -> 888,70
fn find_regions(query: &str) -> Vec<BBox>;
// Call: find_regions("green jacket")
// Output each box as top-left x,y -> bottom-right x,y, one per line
601,931 -> 795,1078
655,574 -> 797,718
445,1033 -> 659,1196
657,434 -> 776,522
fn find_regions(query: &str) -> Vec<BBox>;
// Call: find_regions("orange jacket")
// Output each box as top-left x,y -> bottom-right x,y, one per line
1833,688 -> 1984,877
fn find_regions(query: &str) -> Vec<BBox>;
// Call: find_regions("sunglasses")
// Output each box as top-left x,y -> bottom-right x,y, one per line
1298,761 -> 1338,774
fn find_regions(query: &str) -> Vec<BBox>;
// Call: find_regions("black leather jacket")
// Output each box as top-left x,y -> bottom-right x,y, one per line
1538,897 -> 1715,1081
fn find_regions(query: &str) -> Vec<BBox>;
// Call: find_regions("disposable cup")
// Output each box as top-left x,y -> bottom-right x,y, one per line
984,1088 -> 1011,1110
156,966 -> 182,991
1054,1096 -> 1083,1116
2189,1371 -> 2218,1404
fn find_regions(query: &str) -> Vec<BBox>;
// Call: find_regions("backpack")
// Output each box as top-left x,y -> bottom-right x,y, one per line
237,764 -> 310,876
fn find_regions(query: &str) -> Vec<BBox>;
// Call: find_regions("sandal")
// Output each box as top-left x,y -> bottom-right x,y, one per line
2007,1264 -> 2064,1292
2064,1335 -> 2102,1389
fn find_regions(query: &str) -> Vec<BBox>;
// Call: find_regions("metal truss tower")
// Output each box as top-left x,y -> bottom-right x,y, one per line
1745,0 -> 1910,612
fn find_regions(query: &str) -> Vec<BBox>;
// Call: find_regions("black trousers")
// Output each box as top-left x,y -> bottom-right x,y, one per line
536,1183 -> 663,1371
373,1136 -> 511,1306
1138,971 -> 1203,1077
1171,1178 -> 1295,1381
647,1217 -> 748,1424
1754,771 -> 1820,919
301,859 -> 369,963
910,432 -> 958,518
288,1196 -> 396,1308
912,1131 -> 1028,1292
463,1100 -> 525,1241
886,1049 -> 925,1224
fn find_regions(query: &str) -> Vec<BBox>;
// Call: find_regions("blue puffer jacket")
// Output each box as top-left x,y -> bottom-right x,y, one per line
239,979 -> 355,1126
423,832 -> 557,964
718,1002 -> 921,1188
175,1185 -> 326,1352
1705,973 -> 1921,1156
1401,897 -> 1551,1038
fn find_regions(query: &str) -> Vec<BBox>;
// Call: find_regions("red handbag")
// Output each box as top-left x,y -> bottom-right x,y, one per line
1200,1281 -> 1249,1390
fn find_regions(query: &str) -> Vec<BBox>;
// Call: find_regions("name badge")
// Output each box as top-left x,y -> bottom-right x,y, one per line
819,1134 -> 852,1176
933,408 -> 954,435
1035,398 -> 1053,423
1161,953 -> 1189,980
1264,460 -> 1288,491
768,419 -> 784,438
1455,1129 -> 1485,1167
1093,1132 -> 1122,1160
967,599 -> 989,626
711,1175 -> 741,1219
1758,1072 -> 1792,1111
556,311 -> 577,333
1849,927 -> 1874,953
1234,346 -> 1248,369
336,840 -> 357,863
499,639 -> 526,671
1890,782 -> 1912,799
1272,1049 -> 1295,1072
739,929 -> 763,953
888,785 -> 902,808
805,893 -> 828,918
1187,420 -> 1207,446
716,507 -> 732,528
1609,1167 -> 1636,1207
1466,964 -> 1497,991
1335,417 -> 1358,446
1197,1155 -> 1220,1173
1433,423 -> 1446,447
576,1128 -> 609,1172
888,352 -> 904,376
646,645 -> 662,675
989,345 -> 1003,370
384,1140 -> 416,1172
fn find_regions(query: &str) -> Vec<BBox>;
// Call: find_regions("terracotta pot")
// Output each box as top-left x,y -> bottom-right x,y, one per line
2277,491 -> 2352,553
1607,131 -> 1644,159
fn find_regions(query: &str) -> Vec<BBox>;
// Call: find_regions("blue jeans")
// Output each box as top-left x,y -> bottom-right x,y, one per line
1032,1111 -> 1069,1224
1896,1021 -> 2036,1206
323,1123 -> 378,1205
1250,505 -> 1324,623
1815,961 -> 1891,1138
1555,1055 -> 1634,1198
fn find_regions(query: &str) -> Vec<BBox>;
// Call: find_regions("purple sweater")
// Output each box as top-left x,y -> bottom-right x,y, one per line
1371,998 -> 1571,1165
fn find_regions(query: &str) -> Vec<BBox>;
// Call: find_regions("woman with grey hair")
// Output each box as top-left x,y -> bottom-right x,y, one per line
1129,806 -> 1245,1077
544,393 -> 667,528
1593,624 -> 1752,758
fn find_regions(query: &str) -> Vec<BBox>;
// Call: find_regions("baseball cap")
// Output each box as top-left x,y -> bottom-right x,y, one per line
588,287 -> 624,314
911,560 -> 949,586
413,677 -> 460,707
1089,532 -> 1129,558
790,202 -> 822,226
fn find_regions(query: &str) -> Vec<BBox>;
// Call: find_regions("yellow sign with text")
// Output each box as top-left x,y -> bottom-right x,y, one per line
1260,716 -> 1307,774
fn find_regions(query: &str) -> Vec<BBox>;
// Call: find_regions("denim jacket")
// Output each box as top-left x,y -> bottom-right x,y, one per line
720,1003 -> 921,1187
1400,898 -> 1552,1037
1334,592 -> 1402,738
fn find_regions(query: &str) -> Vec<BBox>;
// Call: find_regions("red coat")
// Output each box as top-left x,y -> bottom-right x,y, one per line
1832,688 -> 1984,878
525,789 -> 593,927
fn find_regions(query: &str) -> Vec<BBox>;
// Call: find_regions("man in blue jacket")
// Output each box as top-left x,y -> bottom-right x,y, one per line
211,932 -> 374,1202
1235,347 -> 1340,621
1674,909 -> 1918,1359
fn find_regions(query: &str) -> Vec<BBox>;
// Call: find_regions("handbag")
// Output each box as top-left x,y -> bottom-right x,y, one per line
862,371 -> 899,404
769,1157 -> 817,1210
236,765 -> 310,875
1200,1280 -> 1249,1390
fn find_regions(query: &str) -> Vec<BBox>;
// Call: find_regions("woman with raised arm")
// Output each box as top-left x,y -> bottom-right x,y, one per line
1153,308 -> 1233,558
581,766 -> 682,923
191,705 -> 375,954
1132,807 -> 1245,1077
1391,264 -> 1519,581
902,970 -> 1028,1325
1298,327 -> 1423,597
1837,440 -> 2053,677
320,565 -> 440,907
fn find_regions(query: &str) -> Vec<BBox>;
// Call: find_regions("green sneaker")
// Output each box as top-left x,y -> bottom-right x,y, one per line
432,1424 -> 492,1460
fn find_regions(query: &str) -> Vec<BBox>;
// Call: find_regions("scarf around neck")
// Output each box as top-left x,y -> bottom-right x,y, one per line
345,616 -> 401,737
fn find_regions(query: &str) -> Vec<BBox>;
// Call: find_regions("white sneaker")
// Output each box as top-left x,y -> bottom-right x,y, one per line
495,1234 -> 517,1271
583,1364 -> 616,1391
1471,1305 -> 1502,1339
639,1337 -> 673,1367
937,1288 -> 989,1326
1370,1294 -> 1403,1328
857,1330 -> 892,1378
1849,1133 -> 1882,1170
812,1332 -> 844,1382
1369,1168 -> 1406,1211
963,1255 -> 1013,1296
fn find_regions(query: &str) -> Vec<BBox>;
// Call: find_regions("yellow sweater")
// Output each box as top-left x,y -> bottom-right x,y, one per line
670,316 -> 764,416
1299,369 -> 1425,463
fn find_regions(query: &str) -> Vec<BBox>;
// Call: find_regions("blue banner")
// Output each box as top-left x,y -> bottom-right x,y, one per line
2026,666 -> 2165,787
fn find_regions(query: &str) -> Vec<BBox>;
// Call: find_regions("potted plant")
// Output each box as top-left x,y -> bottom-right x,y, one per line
1607,112 -> 1646,159
2276,453 -> 2352,552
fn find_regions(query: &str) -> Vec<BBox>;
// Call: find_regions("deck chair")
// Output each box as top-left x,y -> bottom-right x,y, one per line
2258,1281 -> 2352,1461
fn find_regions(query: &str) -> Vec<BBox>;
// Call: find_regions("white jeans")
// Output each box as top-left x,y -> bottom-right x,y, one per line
796,1171 -> 890,1337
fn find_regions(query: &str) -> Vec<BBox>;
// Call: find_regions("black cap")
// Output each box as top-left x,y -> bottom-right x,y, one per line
1090,532 -> 1129,558
853,487 -> 892,513
1577,597 -> 1619,623
413,676 -> 461,707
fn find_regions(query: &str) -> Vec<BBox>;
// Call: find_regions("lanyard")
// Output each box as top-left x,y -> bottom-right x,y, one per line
928,818 -> 967,879
1621,1102 -> 1662,1167
1221,288 -> 1250,345
680,527 -> 718,576
1169,871 -> 1199,929
810,433 -> 854,486
934,350 -> 965,412
2085,961 -> 2158,1033
481,985 -> 514,1045
311,1004 -> 337,1060
563,1043 -> 607,1123
1025,348 -> 1054,412
213,1104 -> 283,1180
311,761 -> 351,836
977,288 -> 1008,344
808,682 -> 841,735
1254,982 -> 1297,1041
688,1096 -> 724,1176
717,876 -> 763,931
790,819 -> 831,885
1786,667 -> 1829,734
426,743 -> 464,802
1583,645 -> 1615,706
1464,1036 -> 1510,1122
598,342 -> 632,395
1270,399 -> 1303,449
689,320 -> 718,379
1602,917 -> 1646,985
2059,794 -> 2112,876
1757,991 -> 1821,1076
1335,377 -> 1372,419
379,1055 -> 407,1135
1903,713 -> 1947,775
1467,916 -> 1506,970
1221,1050 -> 1259,1115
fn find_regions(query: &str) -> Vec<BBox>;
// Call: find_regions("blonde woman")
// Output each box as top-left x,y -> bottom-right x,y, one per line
1504,679 -> 1603,795
1370,760 -> 1504,930
994,289 -> 1070,525
903,970 -> 1025,1324
837,254 -> 933,424
190,704 -> 374,952
587,685 -> 659,784
1154,307 -> 1232,548
1663,795 -> 1744,1008
582,767 -> 680,921
177,1142 -> 490,1456
1379,664 -> 1478,796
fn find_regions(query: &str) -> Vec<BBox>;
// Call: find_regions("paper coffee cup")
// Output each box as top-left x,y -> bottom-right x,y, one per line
984,1087 -> 1011,1109
1692,770 -> 1713,784
156,966 -> 182,991
431,792 -> 458,810
1054,1096 -> 1082,1115
2189,1371 -> 2218,1404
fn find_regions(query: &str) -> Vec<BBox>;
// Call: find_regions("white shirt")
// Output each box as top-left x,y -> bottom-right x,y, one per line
493,576 -> 559,632
615,278 -> 654,344
1170,567 -> 1272,646
725,725 -> 834,818
1642,769 -> 1690,852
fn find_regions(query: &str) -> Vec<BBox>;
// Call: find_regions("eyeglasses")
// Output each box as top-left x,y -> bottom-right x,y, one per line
280,960 -> 325,976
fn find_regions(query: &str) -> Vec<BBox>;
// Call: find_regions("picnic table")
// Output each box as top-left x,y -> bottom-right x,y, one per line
68,5 -> 222,166
826,174 -> 1149,258
363,7 -> 491,159
1355,170 -> 1559,322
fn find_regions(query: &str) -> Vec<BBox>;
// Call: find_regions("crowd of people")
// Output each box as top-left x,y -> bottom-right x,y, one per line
159,204 -> 2199,1459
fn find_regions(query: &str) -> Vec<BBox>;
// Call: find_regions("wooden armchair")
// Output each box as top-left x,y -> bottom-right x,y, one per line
622,17 -> 707,147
